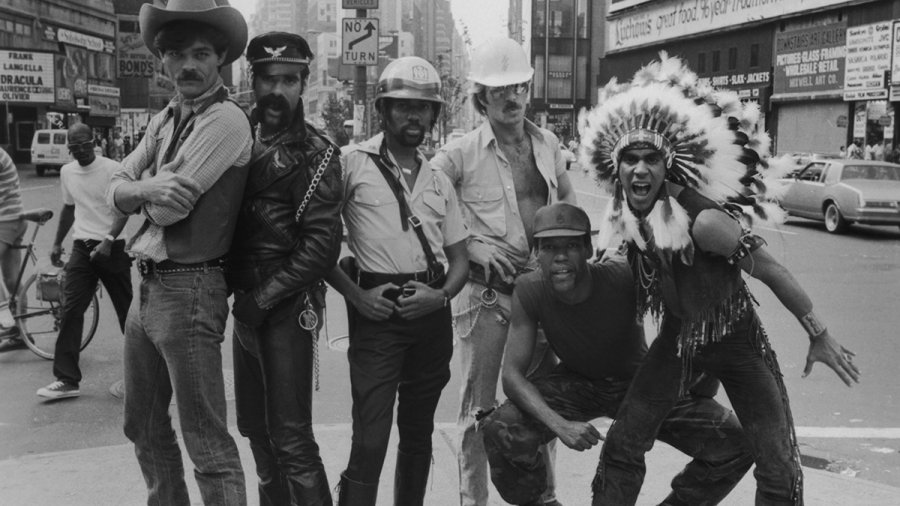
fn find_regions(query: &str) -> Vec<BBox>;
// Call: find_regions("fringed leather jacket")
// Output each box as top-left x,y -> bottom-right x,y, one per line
228,118 -> 344,311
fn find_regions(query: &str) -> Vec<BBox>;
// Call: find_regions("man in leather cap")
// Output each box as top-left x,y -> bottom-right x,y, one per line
228,31 -> 344,506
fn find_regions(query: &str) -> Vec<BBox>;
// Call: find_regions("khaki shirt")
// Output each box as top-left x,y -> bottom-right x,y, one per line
341,133 -> 468,274
431,120 -> 567,269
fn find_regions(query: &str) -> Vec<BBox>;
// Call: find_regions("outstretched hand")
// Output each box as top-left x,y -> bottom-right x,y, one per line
802,331 -> 861,387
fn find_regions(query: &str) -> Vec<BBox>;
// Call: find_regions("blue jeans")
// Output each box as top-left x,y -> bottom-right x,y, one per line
123,268 -> 246,506
53,239 -> 132,385
595,314 -> 803,506
453,280 -> 557,506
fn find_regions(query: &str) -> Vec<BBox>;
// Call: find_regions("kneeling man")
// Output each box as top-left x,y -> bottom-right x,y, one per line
481,203 -> 753,506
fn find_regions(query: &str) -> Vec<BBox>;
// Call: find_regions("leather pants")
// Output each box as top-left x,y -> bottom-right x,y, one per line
233,293 -> 331,505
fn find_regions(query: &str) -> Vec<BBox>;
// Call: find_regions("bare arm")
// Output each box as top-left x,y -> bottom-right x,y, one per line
693,209 -> 861,386
502,291 -> 602,451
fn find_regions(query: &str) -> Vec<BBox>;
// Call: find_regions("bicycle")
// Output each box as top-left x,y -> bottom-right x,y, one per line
7,208 -> 99,360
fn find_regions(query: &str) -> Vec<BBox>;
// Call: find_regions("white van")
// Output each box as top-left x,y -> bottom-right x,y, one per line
30,129 -> 72,176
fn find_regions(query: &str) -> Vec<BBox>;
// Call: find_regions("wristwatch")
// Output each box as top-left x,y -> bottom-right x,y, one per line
441,289 -> 450,308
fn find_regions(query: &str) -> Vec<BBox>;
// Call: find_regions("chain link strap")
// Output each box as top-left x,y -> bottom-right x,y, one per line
294,144 -> 335,223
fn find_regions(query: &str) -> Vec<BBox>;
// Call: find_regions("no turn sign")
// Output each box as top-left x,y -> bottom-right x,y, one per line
342,18 -> 379,66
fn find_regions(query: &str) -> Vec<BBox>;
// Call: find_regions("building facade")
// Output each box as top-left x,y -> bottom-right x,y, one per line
595,0 -> 900,157
1,0 -> 118,161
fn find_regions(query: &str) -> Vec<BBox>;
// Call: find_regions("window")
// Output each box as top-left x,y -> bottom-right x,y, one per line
697,53 -> 706,73
712,50 -> 720,72
799,163 -> 826,182
728,47 -> 737,70
749,44 -> 760,68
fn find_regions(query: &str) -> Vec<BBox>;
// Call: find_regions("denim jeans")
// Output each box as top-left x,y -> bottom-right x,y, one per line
123,268 -> 246,506
233,291 -> 331,506
595,314 -> 803,506
453,280 -> 557,506
53,239 -> 132,385
482,365 -> 752,505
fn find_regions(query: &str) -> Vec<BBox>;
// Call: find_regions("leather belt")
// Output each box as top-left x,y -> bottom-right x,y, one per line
468,261 -> 518,296
138,257 -> 227,278
358,269 -> 443,289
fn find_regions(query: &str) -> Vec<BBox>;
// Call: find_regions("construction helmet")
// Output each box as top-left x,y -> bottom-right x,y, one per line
467,37 -> 534,87
375,56 -> 443,106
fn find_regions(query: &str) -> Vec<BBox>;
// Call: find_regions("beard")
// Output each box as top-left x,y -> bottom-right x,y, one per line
256,94 -> 293,130
392,124 -> 426,148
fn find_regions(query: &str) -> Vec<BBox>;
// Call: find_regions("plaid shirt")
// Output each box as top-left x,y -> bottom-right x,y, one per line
107,78 -> 251,261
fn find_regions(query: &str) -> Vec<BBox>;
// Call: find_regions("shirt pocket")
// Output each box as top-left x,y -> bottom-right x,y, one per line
422,190 -> 447,217
461,185 -> 506,236
352,187 -> 399,239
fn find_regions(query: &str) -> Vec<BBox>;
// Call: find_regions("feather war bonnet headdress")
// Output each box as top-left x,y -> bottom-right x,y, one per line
578,52 -> 792,262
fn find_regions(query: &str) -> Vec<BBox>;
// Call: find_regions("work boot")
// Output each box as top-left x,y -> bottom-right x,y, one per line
393,451 -> 431,506
336,472 -> 377,506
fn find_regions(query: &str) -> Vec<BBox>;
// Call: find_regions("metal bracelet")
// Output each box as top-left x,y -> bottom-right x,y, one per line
800,311 -> 827,339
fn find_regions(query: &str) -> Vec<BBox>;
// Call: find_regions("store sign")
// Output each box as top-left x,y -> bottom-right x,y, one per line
892,22 -> 900,85
773,23 -> 845,95
0,50 -> 54,103
88,84 -> 120,97
698,71 -> 770,89
606,0 -> 849,52
843,21 -> 892,101
43,25 -> 115,54
117,14 -> 155,78
89,94 -> 119,117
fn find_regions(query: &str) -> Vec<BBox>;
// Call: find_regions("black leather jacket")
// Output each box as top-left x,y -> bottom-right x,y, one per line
228,119 -> 344,310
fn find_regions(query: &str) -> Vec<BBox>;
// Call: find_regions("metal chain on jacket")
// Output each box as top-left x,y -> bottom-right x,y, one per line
294,144 -> 335,223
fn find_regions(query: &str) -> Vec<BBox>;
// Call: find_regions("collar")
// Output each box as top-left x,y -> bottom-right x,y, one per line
478,118 -> 543,149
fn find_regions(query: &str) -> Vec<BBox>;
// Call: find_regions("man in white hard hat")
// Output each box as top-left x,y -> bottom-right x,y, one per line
431,36 -> 575,506
327,56 -> 469,506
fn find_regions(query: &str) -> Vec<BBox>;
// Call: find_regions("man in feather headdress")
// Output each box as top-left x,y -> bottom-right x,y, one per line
579,53 -> 861,505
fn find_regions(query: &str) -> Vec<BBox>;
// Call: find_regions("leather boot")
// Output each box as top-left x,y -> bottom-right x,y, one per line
337,472 -> 378,506
393,451 -> 431,506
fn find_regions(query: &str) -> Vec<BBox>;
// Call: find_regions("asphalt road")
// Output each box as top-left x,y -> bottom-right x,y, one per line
1,163 -> 898,488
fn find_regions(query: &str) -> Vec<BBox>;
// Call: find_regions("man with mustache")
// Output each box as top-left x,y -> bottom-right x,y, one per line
480,202 -> 752,506
35,123 -> 132,401
227,32 -> 343,506
327,56 -> 469,505
430,37 -> 575,506
106,0 -> 251,503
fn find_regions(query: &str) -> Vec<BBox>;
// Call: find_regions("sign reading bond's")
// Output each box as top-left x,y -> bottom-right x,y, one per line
0,50 -> 55,103
342,18 -> 379,66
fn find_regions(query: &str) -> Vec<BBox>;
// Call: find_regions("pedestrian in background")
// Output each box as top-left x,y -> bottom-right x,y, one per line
430,37 -> 575,506
228,31 -> 343,505
327,56 -> 469,505
0,146 -> 25,352
108,0 -> 252,503
580,52 -> 860,505
36,123 -> 132,400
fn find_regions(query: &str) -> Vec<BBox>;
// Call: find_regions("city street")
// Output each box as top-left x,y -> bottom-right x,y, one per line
0,164 -> 898,501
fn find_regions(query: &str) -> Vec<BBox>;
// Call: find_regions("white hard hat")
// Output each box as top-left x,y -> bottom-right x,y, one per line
467,37 -> 534,87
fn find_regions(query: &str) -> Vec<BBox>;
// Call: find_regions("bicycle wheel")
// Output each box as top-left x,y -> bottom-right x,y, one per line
14,273 -> 99,360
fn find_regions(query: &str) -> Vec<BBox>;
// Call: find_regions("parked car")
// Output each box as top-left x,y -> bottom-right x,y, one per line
30,129 -> 72,176
780,159 -> 900,233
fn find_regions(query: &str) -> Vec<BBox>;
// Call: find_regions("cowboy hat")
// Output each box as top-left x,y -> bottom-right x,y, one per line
139,0 -> 248,65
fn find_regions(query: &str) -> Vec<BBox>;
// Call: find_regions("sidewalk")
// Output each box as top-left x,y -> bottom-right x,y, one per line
1,422 -> 897,505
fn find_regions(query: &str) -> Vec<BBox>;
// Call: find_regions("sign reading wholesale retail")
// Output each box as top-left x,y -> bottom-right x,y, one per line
843,21 -> 892,101
773,22 -> 845,95
0,50 -> 54,103
607,0 -> 853,52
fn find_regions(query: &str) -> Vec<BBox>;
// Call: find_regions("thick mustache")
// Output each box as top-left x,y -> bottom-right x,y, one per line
258,94 -> 291,112
177,71 -> 204,81
503,102 -> 521,113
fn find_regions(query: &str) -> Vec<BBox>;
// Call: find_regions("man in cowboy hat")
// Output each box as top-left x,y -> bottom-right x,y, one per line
228,31 -> 344,506
107,0 -> 251,504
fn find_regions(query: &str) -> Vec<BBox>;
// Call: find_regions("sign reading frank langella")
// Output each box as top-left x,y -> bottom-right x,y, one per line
773,22 -> 846,96
0,50 -> 55,103
607,0 -> 853,52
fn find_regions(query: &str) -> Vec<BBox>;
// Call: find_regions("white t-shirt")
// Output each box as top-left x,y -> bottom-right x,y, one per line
60,156 -> 123,241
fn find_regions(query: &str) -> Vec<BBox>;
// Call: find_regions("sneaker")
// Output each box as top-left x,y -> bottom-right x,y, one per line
37,381 -> 80,400
0,336 -> 25,352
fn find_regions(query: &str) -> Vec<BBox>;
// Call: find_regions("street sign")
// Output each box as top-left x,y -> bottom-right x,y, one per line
342,17 -> 379,66
342,0 -> 378,8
